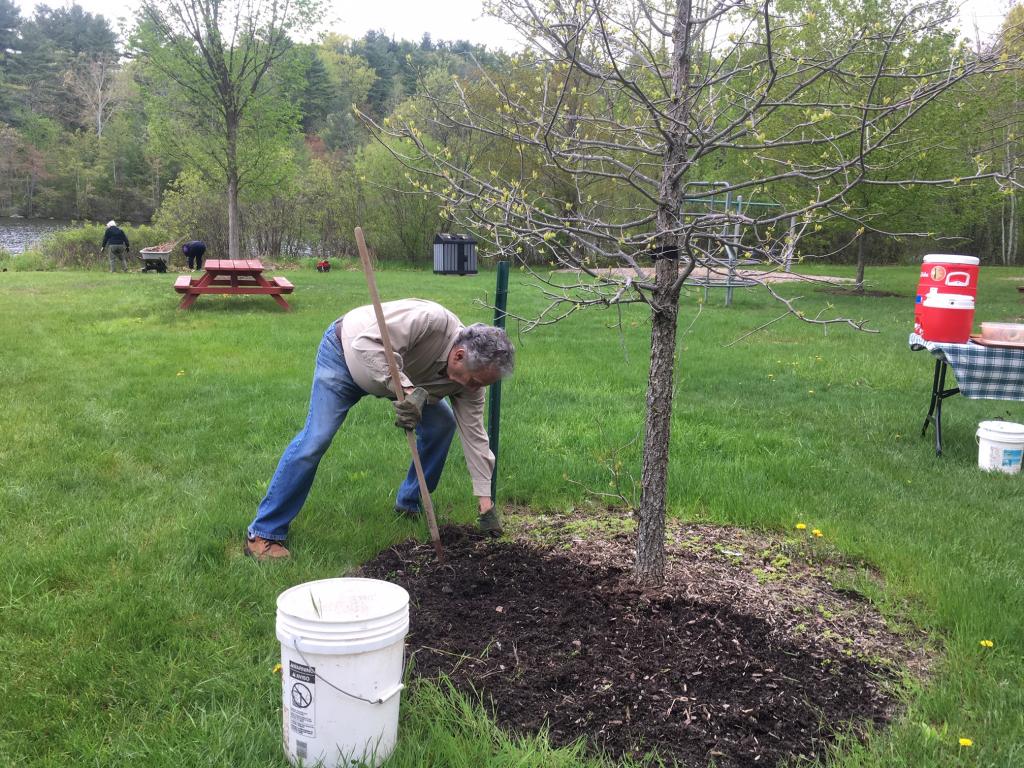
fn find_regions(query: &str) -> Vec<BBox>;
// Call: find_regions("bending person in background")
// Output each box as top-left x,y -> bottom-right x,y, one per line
244,299 -> 515,561
182,240 -> 207,271
101,220 -> 130,273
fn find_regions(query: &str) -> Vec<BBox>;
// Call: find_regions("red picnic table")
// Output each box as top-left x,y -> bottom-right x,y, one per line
173,259 -> 294,311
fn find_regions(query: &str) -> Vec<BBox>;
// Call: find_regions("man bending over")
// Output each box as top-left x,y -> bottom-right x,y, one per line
244,299 -> 515,561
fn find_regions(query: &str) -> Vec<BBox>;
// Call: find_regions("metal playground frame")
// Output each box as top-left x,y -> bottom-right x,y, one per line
683,182 -> 797,306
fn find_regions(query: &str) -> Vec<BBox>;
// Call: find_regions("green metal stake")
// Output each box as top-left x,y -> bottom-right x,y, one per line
487,261 -> 510,501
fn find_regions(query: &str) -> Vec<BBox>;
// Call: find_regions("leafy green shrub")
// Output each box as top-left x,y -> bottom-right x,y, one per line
35,223 -> 174,270
353,140 -> 441,263
0,249 -> 50,271
153,170 -> 228,259
33,224 -> 103,269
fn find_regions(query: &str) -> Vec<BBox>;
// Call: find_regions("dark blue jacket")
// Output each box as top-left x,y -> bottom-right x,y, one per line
101,226 -> 130,249
182,241 -> 207,256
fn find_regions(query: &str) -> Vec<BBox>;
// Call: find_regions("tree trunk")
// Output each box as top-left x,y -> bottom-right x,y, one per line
855,233 -> 866,291
227,117 -> 242,259
636,260 -> 682,584
96,70 -> 104,137
1010,189 -> 1017,266
634,0 -> 691,585
1002,198 -> 1008,265
152,158 -> 161,211
227,173 -> 241,258
26,174 -> 36,217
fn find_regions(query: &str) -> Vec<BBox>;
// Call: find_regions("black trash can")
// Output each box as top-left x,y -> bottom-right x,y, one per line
433,233 -> 477,275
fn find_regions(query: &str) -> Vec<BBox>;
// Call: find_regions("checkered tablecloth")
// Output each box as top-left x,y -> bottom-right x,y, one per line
909,333 -> 1024,401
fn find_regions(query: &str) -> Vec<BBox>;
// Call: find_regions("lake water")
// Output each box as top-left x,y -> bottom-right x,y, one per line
0,218 -> 74,254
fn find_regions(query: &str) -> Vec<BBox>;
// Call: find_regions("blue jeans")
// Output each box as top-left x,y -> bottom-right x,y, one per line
247,323 -> 457,542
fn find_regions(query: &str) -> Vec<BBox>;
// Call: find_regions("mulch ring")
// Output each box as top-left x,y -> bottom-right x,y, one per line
818,287 -> 904,298
355,512 -> 932,767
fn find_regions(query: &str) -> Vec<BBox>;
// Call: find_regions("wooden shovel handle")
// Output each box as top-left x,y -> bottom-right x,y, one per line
354,227 -> 445,562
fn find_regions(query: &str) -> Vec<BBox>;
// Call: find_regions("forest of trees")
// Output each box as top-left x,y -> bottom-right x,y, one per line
0,0 -> 1022,266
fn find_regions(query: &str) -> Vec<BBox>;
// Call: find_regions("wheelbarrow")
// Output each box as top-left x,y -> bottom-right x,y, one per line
139,239 -> 183,273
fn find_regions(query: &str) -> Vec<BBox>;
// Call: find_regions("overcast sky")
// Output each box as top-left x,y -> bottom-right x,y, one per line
13,0 -> 1015,50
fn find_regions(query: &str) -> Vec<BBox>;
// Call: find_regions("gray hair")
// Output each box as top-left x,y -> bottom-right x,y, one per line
456,323 -> 515,378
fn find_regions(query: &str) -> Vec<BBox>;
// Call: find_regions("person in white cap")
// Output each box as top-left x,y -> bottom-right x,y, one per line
100,220 -> 131,272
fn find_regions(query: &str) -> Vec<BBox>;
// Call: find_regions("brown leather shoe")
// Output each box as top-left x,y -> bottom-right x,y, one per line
244,535 -> 291,561
394,505 -> 421,520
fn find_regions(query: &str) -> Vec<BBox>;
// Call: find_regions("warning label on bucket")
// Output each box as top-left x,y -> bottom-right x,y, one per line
1001,449 -> 1023,469
288,661 -> 315,737
289,661 -> 316,683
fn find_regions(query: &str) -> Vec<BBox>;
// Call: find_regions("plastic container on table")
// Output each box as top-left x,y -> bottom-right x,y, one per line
919,291 -> 975,343
914,254 -> 980,334
980,322 -> 1024,344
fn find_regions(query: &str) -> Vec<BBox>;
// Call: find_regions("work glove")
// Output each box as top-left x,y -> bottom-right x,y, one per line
393,387 -> 428,430
477,505 -> 503,538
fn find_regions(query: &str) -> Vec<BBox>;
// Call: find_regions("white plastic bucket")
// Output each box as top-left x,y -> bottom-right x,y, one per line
976,421 -> 1024,474
276,578 -> 410,767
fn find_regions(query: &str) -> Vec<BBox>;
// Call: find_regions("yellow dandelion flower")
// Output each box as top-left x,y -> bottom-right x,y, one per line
958,738 -> 973,747
176,370 -> 186,376
812,529 -> 823,537
979,639 -> 994,648
273,663 -> 282,674
795,523 -> 807,530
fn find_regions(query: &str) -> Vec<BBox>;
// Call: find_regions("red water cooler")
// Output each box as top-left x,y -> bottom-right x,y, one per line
914,254 -> 979,343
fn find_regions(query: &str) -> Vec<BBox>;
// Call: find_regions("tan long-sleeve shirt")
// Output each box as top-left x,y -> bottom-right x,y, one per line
337,299 -> 494,497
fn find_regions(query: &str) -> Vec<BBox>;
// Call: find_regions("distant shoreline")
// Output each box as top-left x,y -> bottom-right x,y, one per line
0,218 -> 73,254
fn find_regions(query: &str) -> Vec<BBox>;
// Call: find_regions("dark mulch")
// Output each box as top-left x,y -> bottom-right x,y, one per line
357,522 -> 915,767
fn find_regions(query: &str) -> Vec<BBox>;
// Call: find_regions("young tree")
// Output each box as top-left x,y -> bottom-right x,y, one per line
364,0 -> 1018,584
135,0 -> 324,258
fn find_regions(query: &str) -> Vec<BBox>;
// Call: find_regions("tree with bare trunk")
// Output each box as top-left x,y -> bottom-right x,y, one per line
63,56 -> 126,137
363,0 -> 1020,585
134,0 -> 323,258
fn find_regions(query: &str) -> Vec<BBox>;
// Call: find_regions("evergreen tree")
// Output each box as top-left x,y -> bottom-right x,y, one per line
352,30 -> 401,119
31,4 -> 118,58
5,4 -> 119,129
6,23 -> 62,122
292,45 -> 335,134
0,0 -> 20,123
0,0 -> 18,59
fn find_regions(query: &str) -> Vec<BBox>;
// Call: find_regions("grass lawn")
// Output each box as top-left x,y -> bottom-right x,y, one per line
1,263 -> 1022,767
